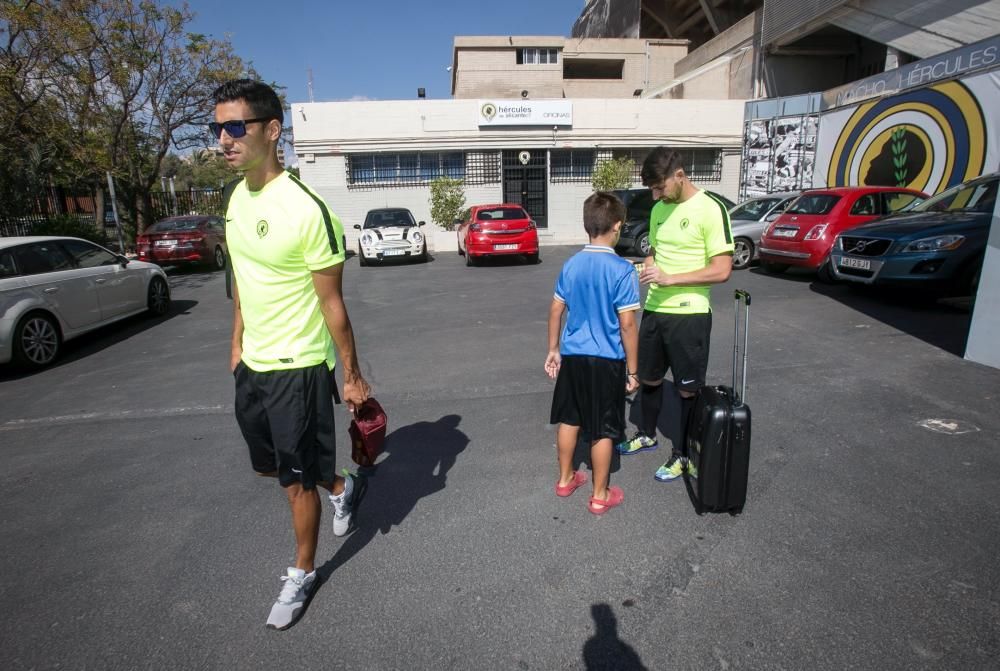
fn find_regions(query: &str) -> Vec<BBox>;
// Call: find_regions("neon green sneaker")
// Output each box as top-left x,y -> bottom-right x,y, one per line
654,454 -> 695,482
615,433 -> 658,455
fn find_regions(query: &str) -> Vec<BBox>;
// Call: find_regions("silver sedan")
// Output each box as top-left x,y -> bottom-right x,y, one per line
729,192 -> 800,270
1,236 -> 170,368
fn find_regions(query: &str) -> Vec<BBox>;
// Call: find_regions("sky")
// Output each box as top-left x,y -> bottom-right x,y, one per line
180,0 -> 588,104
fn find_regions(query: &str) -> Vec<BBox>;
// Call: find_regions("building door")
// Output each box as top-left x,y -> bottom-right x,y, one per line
502,150 -> 547,228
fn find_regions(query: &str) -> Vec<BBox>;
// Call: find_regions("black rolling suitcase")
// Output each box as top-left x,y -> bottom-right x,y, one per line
684,289 -> 751,515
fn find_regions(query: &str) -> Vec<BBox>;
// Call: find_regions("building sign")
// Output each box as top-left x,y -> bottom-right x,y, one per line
814,71 -> 1000,195
821,35 -> 1000,111
478,100 -> 573,127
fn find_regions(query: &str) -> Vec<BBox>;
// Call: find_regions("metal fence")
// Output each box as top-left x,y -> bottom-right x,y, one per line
0,188 -> 225,238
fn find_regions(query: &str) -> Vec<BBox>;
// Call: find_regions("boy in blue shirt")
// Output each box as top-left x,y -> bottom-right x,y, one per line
545,192 -> 641,515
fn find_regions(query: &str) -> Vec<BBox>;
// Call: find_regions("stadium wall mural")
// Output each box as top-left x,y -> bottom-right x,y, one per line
813,71 -> 999,195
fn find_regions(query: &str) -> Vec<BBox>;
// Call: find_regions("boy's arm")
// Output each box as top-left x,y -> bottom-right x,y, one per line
618,308 -> 639,393
545,298 -> 566,379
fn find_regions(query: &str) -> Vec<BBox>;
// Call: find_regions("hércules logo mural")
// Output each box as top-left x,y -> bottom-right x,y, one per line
815,72 -> 1000,195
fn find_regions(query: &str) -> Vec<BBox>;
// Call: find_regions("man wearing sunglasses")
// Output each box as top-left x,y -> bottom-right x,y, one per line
212,79 -> 371,630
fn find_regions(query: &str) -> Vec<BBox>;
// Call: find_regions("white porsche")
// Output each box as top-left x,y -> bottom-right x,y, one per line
354,208 -> 427,265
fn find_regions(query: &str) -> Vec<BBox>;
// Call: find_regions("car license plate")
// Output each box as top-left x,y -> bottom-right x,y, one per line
155,239 -> 177,247
494,243 -> 518,251
382,249 -> 405,256
773,228 -> 797,238
840,256 -> 871,270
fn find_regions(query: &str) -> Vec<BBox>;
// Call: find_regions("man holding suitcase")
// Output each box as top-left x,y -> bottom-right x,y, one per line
615,147 -> 733,481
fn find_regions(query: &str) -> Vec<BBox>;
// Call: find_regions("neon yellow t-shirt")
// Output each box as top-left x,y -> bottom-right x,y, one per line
645,190 -> 733,314
226,171 -> 346,371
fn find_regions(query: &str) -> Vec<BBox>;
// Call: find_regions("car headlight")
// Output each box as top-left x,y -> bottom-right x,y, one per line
803,224 -> 828,240
361,232 -> 375,246
901,234 -> 965,253
410,230 -> 423,244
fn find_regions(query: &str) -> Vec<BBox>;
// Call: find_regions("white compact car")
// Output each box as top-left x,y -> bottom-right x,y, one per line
0,236 -> 171,368
354,208 -> 427,265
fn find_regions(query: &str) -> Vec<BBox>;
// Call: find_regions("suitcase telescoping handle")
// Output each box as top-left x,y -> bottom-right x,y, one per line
732,290 -> 751,405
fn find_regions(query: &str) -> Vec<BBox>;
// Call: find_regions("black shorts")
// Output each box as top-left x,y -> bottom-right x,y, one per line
233,361 -> 337,489
549,355 -> 627,442
637,311 -> 712,393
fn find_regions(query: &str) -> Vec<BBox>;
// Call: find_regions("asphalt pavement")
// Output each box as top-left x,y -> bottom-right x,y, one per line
1,245 -> 998,670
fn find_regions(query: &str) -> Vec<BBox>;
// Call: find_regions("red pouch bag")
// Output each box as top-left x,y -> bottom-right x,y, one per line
349,398 -> 387,467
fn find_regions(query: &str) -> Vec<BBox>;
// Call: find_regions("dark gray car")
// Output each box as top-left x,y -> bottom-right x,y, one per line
728,192 -> 800,269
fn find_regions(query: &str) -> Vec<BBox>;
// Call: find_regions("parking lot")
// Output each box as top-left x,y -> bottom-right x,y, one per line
1,246 -> 998,670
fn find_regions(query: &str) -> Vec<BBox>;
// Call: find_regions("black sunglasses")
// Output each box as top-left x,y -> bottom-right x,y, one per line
208,117 -> 273,139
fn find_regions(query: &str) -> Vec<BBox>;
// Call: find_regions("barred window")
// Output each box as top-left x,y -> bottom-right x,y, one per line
609,148 -> 723,183
348,152 -> 466,187
347,151 -> 501,189
550,149 -> 595,183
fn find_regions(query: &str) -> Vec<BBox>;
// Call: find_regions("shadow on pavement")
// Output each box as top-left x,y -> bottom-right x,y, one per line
809,281 -> 973,357
0,299 -> 198,382
315,414 -> 469,582
583,603 -> 648,671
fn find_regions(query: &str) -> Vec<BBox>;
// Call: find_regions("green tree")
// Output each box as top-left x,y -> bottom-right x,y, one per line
0,0 -> 254,233
429,177 -> 465,231
591,156 -> 635,192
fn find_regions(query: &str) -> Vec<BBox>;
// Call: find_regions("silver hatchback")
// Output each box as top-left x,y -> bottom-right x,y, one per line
0,236 -> 171,368
729,192 -> 800,269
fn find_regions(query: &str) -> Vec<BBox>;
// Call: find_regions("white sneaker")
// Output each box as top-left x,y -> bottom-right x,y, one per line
266,567 -> 316,630
328,474 -> 355,537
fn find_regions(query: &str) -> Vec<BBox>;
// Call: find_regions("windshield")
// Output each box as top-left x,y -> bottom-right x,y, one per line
364,210 -> 416,228
148,219 -> 202,232
786,194 -> 840,215
917,178 -> 998,214
730,198 -> 781,220
476,207 -> 528,221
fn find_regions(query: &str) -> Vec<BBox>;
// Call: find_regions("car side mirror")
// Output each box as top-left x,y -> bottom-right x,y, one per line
454,218 -> 463,225
117,255 -> 129,266
417,221 -> 425,226
353,224 -> 361,230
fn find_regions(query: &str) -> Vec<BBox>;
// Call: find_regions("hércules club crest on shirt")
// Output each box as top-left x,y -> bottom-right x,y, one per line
256,220 -> 269,238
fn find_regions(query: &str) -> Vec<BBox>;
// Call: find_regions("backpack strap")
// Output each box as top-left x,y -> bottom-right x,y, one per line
221,177 -> 242,299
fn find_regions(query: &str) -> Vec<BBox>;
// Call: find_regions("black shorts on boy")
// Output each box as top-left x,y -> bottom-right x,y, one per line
550,355 -> 627,442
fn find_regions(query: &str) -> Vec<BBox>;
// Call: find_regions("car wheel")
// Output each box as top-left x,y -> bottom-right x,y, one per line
147,276 -> 171,316
213,245 -> 226,271
526,252 -> 540,265
13,311 -> 61,368
466,250 -> 476,267
732,238 -> 753,270
636,232 -> 651,257
761,260 -> 789,274
418,243 -> 428,263
358,245 -> 368,266
457,234 -> 464,256
816,259 -> 836,284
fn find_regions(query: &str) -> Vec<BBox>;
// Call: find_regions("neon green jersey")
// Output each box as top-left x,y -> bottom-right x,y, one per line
645,190 -> 733,314
226,171 -> 346,371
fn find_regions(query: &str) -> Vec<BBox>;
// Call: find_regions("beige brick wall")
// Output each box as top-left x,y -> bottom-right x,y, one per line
455,48 -> 564,99
453,37 -> 690,100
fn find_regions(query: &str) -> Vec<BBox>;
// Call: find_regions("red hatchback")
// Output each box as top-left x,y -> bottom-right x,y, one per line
136,215 -> 228,270
758,186 -> 926,279
457,204 -> 540,266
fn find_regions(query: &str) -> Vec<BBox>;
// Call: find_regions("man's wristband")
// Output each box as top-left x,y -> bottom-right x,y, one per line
627,372 -> 637,377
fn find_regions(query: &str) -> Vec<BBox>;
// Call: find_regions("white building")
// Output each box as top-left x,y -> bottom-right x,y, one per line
293,96 -> 744,252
